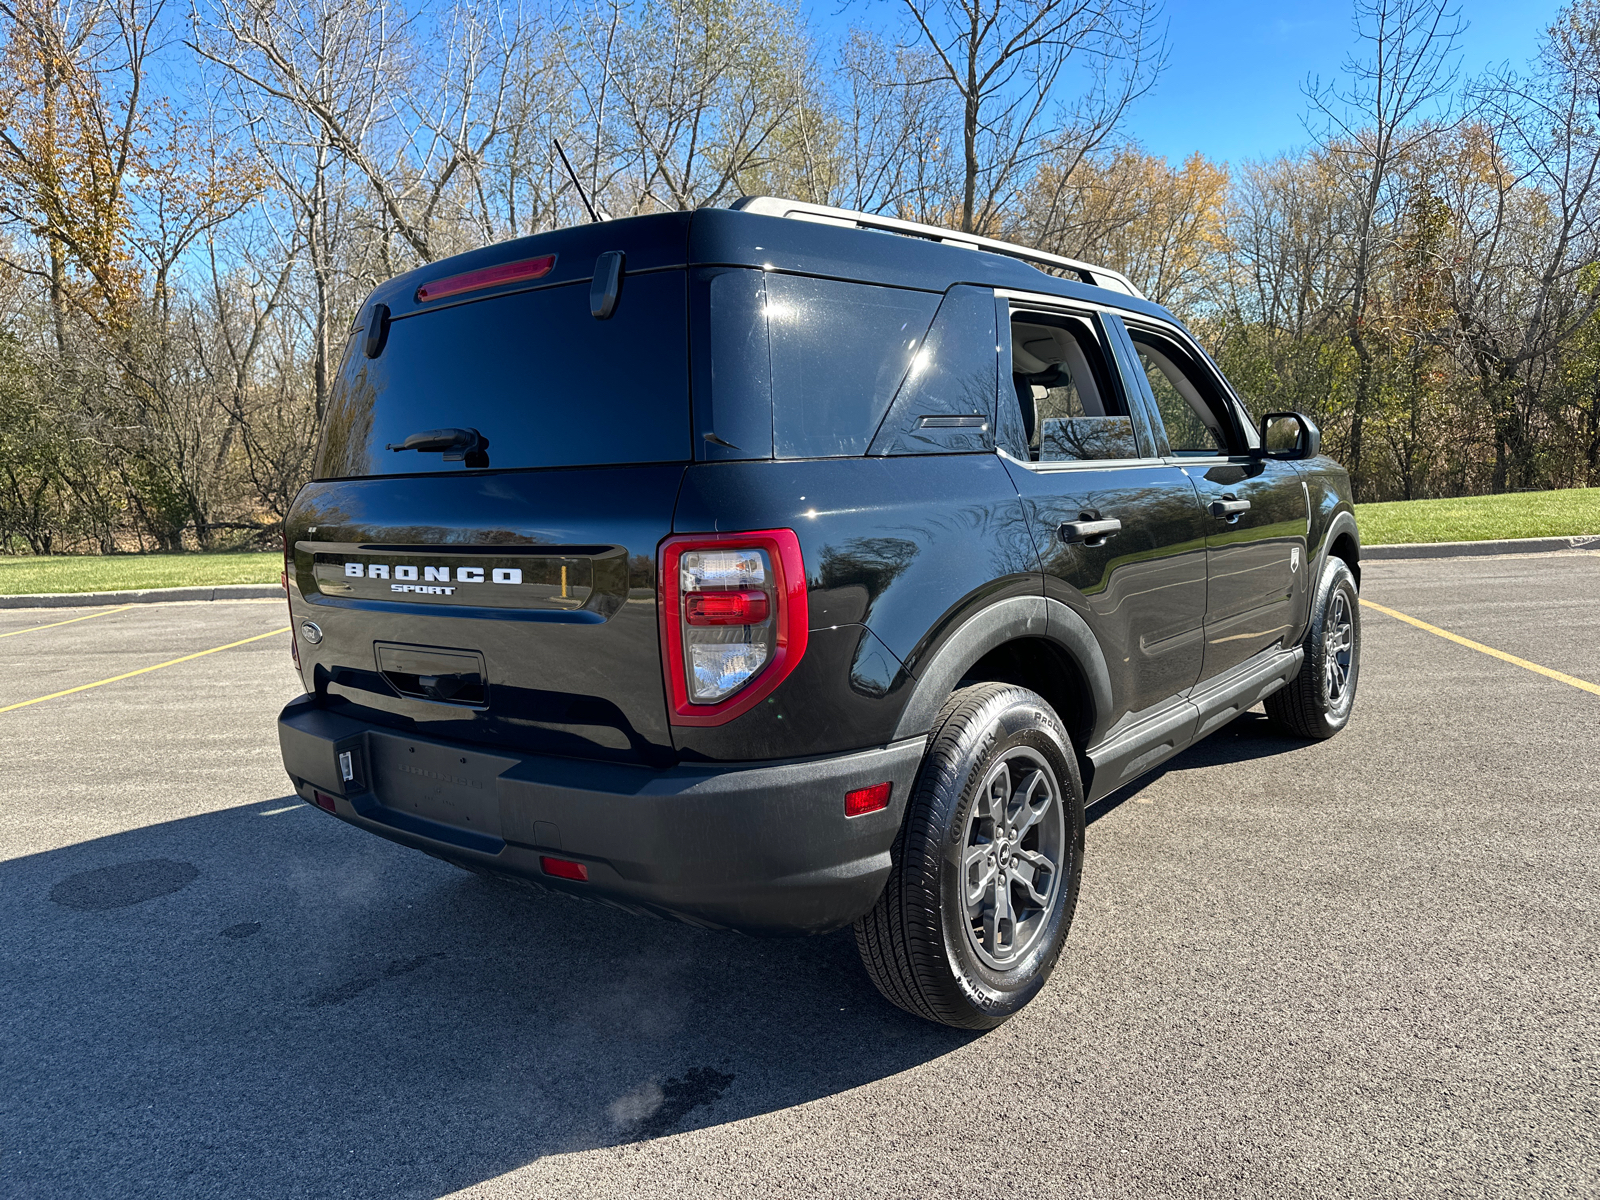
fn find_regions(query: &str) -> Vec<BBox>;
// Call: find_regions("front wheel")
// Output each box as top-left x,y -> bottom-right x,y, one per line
854,683 -> 1085,1030
1265,556 -> 1361,739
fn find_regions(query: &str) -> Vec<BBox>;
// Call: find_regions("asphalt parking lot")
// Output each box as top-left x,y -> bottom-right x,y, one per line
1,552 -> 1596,1199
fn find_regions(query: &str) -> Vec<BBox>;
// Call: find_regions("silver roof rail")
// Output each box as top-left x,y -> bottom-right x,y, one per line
730,196 -> 1144,301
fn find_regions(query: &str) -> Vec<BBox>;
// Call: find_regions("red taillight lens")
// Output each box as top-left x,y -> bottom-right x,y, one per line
685,589 -> 770,626
312,790 -> 337,813
415,254 -> 557,302
540,856 -> 589,882
845,782 -> 892,817
658,530 -> 809,727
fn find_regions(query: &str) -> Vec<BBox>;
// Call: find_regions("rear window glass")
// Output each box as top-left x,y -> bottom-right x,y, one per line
766,275 -> 939,458
318,271 -> 690,478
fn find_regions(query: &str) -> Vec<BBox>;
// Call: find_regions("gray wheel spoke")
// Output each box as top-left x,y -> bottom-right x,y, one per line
1012,769 -> 1051,836
984,868 -> 1014,954
986,763 -> 1012,827
965,857 -> 998,910
1011,853 -> 1052,906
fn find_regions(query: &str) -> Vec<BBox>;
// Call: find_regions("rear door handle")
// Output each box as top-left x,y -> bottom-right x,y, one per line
1058,518 -> 1122,546
1210,497 -> 1251,519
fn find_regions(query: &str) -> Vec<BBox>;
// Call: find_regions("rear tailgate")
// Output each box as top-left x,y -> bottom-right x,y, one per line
288,224 -> 697,764
288,467 -> 681,764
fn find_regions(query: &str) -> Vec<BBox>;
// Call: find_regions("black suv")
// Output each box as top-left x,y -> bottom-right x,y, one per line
278,198 -> 1362,1030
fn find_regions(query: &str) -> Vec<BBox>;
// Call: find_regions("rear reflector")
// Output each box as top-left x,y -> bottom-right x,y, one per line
415,254 -> 557,302
845,782 -> 892,818
311,790 -> 337,813
540,856 -> 589,882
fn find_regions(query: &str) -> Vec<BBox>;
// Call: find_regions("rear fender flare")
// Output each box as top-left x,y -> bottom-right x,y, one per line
889,596 -> 1114,744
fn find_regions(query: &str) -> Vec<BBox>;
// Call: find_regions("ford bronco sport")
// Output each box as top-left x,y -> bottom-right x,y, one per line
278,197 -> 1362,1030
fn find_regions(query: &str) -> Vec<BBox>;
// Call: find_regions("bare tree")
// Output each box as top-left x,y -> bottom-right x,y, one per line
893,0 -> 1164,234
560,0 -> 820,214
832,30 -> 960,219
1305,0 -> 1465,498
1444,1 -> 1600,490
194,0 -> 526,265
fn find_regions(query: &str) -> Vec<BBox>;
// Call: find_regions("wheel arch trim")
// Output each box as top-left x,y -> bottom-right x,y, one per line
889,596 -> 1115,744
1320,509 -> 1362,585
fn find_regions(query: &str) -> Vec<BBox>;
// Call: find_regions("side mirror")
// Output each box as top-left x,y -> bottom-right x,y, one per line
1258,411 -> 1321,460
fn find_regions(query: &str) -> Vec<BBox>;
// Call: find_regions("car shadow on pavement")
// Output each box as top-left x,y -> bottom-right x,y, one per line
1087,711 -> 1310,824
1,799 -> 971,1198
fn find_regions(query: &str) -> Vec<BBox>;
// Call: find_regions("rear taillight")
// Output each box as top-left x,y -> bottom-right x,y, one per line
685,589 -> 769,626
659,530 -> 808,726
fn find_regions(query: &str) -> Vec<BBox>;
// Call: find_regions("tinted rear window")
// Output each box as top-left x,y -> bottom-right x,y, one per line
765,275 -> 939,458
318,271 -> 690,478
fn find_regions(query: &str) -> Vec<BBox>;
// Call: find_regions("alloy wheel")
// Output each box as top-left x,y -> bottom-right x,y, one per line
1323,589 -> 1354,706
960,748 -> 1067,971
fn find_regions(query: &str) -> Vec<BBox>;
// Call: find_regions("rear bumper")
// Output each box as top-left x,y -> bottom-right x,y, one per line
277,695 -> 924,934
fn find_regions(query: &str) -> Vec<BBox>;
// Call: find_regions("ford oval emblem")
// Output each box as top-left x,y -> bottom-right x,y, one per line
300,621 -> 324,645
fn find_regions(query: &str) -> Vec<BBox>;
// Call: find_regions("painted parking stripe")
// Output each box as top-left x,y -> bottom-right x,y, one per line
0,626 -> 291,714
0,605 -> 135,639
1360,598 -> 1600,697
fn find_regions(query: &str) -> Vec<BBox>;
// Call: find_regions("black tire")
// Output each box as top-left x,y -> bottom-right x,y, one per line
1265,556 -> 1361,739
854,683 -> 1085,1030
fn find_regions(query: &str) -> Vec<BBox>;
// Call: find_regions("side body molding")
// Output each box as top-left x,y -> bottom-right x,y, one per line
890,596 -> 1115,744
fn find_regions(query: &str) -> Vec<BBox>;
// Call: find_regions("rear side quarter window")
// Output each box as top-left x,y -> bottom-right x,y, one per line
766,276 -> 939,458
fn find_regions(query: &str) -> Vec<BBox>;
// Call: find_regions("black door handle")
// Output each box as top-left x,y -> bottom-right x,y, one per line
1058,518 -> 1122,546
1210,497 -> 1251,519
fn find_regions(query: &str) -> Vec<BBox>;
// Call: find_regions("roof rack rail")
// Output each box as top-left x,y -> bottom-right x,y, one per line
730,196 -> 1145,300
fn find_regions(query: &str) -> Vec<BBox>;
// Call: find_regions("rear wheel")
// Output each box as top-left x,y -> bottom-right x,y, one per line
1265,557 -> 1360,739
854,683 -> 1084,1030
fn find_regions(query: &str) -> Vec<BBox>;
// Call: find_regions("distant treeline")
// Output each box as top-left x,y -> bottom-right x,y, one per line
1,0 -> 1597,554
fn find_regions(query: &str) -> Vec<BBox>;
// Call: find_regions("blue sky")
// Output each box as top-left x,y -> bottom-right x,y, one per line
809,0 -> 1562,167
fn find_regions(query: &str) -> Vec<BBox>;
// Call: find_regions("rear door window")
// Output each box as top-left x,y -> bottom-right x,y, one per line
1002,310 -> 1148,462
317,271 -> 691,478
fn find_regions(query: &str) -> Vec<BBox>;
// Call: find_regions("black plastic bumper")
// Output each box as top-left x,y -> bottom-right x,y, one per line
277,695 -> 925,934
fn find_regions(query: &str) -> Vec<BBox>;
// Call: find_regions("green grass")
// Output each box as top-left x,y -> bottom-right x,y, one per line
0,551 -> 282,595
2,489 -> 1594,590
1355,487 -> 1600,545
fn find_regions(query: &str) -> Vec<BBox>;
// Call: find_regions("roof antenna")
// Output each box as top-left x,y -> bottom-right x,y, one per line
554,139 -> 606,223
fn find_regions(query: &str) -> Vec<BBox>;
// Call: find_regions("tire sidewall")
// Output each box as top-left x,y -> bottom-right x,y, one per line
931,693 -> 1085,1021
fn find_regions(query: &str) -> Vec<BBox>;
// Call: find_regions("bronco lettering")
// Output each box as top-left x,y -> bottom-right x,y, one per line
343,562 -> 519,584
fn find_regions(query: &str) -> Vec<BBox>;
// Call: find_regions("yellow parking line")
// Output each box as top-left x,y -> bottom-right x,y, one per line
0,605 -> 135,639
0,626 -> 290,714
1359,598 -> 1600,697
